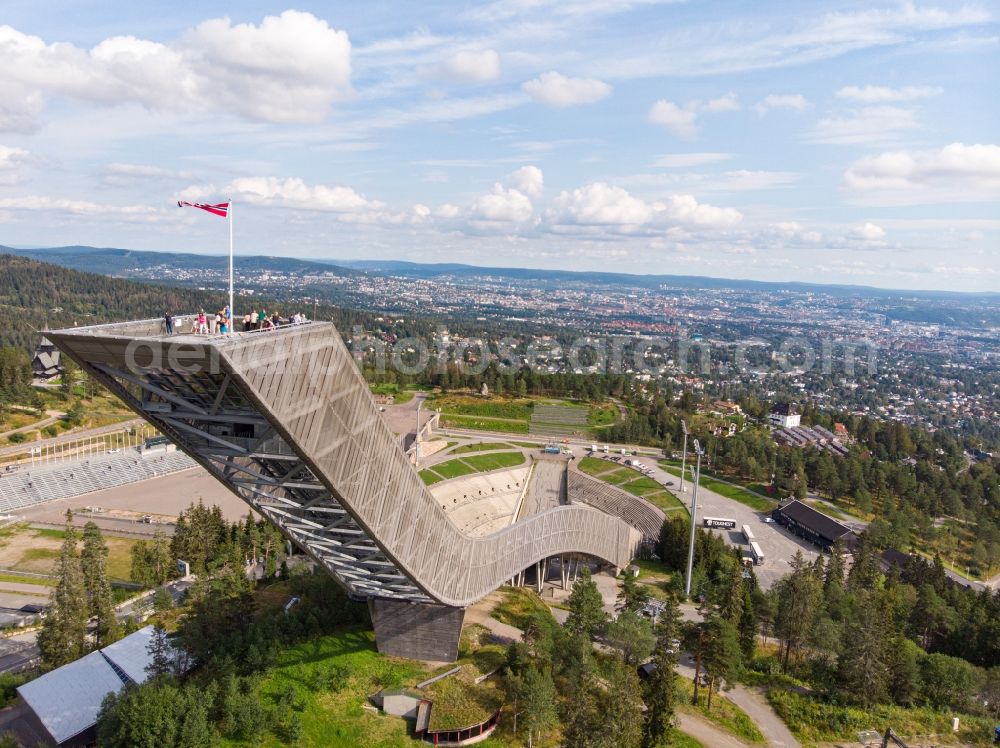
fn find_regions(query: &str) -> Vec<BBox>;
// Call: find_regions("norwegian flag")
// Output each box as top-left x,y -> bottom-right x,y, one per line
177,200 -> 230,218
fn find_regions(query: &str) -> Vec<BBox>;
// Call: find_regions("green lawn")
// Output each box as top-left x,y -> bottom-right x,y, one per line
440,415 -> 530,434
491,587 -> 553,630
220,626 -> 509,748
419,469 -> 444,485
658,463 -> 776,512
431,396 -> 533,421
431,459 -> 478,480
450,442 -> 512,454
578,456 -> 618,477
641,491 -> 686,513
620,476 -> 663,495
461,452 -> 526,472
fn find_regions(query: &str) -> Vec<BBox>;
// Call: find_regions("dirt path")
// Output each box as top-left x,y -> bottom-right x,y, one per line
676,712 -> 750,748
677,660 -> 800,748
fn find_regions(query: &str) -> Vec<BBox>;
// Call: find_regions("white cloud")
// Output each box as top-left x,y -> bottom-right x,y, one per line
102,162 -> 193,186
509,165 -> 544,198
0,195 -> 166,222
648,101 -> 697,137
754,94 -> 809,114
522,72 -> 612,108
850,222 -> 886,240
836,84 -> 943,102
0,145 -> 30,184
648,94 -> 740,137
441,49 -> 501,82
435,203 -> 461,219
715,170 -> 800,190
0,11 -> 352,131
843,142 -> 1000,194
807,106 -> 918,145
548,182 -> 741,232
471,184 -> 534,223
653,153 -> 732,168
207,177 -> 392,223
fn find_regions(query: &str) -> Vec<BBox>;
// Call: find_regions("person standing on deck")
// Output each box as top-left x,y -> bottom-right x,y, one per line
164,311 -> 173,335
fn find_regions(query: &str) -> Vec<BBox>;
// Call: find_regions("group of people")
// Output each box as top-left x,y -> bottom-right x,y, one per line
163,308 -> 232,336
162,307 -> 308,335
241,309 -> 308,331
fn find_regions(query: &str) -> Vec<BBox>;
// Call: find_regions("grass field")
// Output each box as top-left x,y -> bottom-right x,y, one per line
491,586 -> 554,630
449,442 -> 512,454
658,463 -> 776,512
460,452 -> 525,472
578,456 -> 617,477
419,452 -> 525,485
222,624 -> 513,748
431,459 -> 478,480
0,526 -> 137,582
432,395 -> 534,422
441,415 -> 531,434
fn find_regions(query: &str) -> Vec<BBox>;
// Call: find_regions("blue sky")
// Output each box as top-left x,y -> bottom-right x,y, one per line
0,1 -> 997,291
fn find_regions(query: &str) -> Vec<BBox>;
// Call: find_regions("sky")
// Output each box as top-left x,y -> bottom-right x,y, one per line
0,1 -> 997,292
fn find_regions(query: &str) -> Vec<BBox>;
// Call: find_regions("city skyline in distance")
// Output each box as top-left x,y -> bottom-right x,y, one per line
0,2 -> 996,291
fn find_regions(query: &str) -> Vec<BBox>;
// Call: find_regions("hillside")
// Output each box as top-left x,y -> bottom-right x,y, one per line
0,254 -> 225,349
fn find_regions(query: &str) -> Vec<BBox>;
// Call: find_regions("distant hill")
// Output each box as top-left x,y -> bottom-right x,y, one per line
5,244 -> 997,301
0,245 -> 357,279
336,259 -> 1000,301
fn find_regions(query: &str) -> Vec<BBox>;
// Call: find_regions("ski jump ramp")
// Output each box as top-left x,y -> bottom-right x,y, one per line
49,318 -> 640,660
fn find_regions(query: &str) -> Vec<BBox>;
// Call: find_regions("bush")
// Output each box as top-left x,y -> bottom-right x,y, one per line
6,432 -> 25,444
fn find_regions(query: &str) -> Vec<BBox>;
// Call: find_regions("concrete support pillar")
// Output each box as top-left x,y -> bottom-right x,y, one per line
535,560 -> 542,593
369,598 -> 465,662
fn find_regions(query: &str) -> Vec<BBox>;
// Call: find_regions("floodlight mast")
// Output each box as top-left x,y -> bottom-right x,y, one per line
684,437 -> 704,599
679,420 -> 689,494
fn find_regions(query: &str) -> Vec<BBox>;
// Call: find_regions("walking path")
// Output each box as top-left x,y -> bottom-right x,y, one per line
677,713 -> 750,748
677,660 -> 800,748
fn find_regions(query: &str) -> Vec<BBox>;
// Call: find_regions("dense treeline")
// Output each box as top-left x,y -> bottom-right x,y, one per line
763,541 -> 1000,715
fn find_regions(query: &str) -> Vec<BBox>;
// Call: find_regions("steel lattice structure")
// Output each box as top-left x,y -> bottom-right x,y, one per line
49,318 -> 640,609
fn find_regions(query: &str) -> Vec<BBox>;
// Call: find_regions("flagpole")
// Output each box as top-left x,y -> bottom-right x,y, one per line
228,198 -> 234,333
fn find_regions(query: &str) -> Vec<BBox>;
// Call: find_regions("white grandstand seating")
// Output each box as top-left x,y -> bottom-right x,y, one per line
430,467 -> 531,538
567,471 -> 666,540
0,449 -> 197,513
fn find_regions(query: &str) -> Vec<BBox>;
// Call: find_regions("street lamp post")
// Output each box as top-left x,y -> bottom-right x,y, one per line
679,420 -> 689,494
684,438 -> 705,599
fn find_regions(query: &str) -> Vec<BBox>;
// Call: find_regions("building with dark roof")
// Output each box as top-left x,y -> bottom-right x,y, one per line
31,337 -> 61,380
768,403 -> 800,428
771,499 -> 856,551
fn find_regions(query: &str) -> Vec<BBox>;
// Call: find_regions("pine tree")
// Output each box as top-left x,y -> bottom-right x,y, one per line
38,511 -> 89,668
564,567 -> 608,640
701,612 -> 740,712
146,625 -> 173,679
82,521 -> 121,647
517,667 -> 558,748
643,594 -> 681,748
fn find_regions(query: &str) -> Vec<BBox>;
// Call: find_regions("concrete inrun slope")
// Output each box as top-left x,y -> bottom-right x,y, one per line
49,319 -> 640,661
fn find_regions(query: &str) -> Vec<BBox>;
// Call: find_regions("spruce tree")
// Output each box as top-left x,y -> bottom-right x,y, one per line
643,594 -> 681,748
38,511 -> 89,667
82,521 -> 121,647
564,567 -> 608,640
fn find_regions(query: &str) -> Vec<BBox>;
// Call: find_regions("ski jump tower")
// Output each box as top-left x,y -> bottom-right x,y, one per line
49,318 -> 639,661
